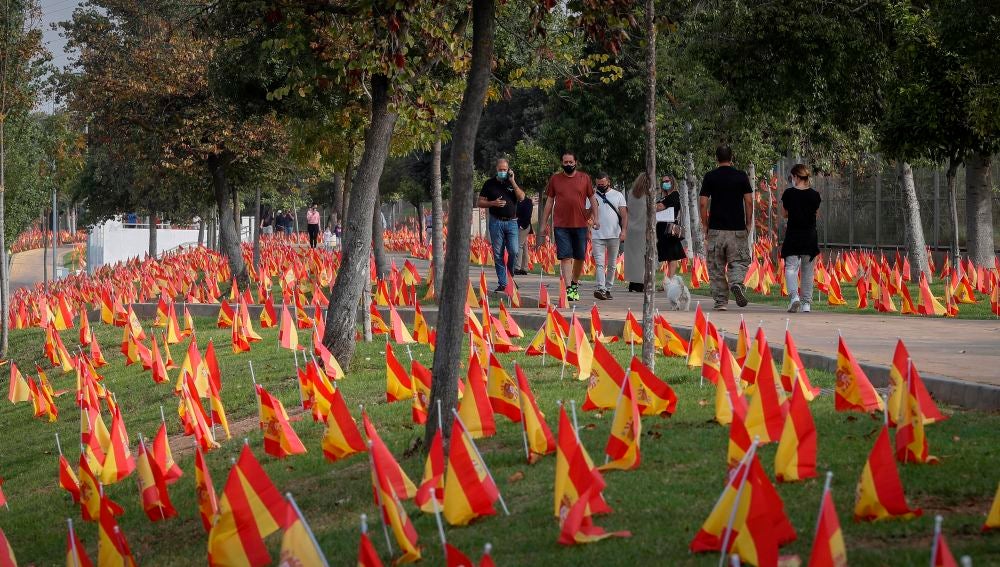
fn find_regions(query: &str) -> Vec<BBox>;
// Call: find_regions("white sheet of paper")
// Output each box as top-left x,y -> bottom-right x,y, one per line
656,208 -> 675,223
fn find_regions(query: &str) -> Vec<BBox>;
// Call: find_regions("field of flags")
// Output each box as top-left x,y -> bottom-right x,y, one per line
0,238 -> 998,565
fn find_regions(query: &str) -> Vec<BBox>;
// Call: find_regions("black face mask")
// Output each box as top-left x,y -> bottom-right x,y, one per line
562,164 -> 576,174
597,185 -> 609,192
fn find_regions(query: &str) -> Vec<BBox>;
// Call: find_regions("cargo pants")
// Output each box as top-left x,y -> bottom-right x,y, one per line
706,229 -> 751,305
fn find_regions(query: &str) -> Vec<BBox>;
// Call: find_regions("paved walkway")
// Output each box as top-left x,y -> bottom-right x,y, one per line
401,255 -> 1000,389
9,246 -> 76,291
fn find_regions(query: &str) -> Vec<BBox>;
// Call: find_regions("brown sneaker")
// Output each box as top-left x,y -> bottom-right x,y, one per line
730,283 -> 749,307
713,301 -> 728,311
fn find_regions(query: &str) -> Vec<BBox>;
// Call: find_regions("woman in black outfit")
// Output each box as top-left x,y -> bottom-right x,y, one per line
655,175 -> 687,284
780,164 -> 821,313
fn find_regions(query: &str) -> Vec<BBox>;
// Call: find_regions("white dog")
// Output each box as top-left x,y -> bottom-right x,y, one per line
664,275 -> 691,311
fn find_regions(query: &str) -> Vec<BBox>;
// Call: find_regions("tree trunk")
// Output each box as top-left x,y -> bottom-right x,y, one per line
416,201 -> 425,244
685,152 -> 705,256
198,212 -> 206,247
898,161 -> 931,280
342,145 -> 355,227
0,119 -> 8,357
148,214 -> 158,258
331,171 -> 344,228
431,138 -> 445,288
253,184 -> 262,272
321,74 -> 398,370
945,157 -> 961,261
208,154 -> 248,287
42,210 -> 48,285
746,162 -> 757,251
678,177 -> 694,255
640,0 -> 657,368
371,191 -> 389,279
427,0 -> 496,448
964,152 -> 994,267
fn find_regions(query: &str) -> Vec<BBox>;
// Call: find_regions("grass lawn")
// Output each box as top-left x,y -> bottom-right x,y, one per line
1,316 -> 998,565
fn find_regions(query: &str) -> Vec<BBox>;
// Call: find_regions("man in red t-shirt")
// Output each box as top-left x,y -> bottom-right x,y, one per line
539,151 -> 599,302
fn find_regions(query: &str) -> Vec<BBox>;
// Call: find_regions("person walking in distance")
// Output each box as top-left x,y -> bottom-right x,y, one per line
306,204 -> 321,248
478,158 -> 526,293
698,144 -> 753,310
656,175 -> 686,280
540,152 -> 599,302
780,164 -> 821,313
514,195 -> 533,275
586,173 -> 627,299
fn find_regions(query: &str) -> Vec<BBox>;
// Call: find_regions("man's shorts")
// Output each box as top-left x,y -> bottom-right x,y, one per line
554,227 -> 588,260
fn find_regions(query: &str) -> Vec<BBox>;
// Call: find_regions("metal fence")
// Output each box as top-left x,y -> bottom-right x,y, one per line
773,159 -> 1000,252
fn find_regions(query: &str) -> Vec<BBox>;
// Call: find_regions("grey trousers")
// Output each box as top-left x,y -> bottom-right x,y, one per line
592,237 -> 621,290
784,255 -> 816,303
518,227 -> 531,270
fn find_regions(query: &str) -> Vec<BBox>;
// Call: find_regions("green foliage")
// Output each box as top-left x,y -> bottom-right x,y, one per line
511,137 -> 557,195
1,114 -> 48,242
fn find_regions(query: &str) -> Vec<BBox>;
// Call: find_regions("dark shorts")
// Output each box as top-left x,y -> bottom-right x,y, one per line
554,227 -> 588,260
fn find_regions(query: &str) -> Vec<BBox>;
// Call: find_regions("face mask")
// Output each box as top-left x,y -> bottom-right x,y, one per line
496,171 -> 508,181
597,185 -> 609,192
562,164 -> 576,174
662,182 -> 672,190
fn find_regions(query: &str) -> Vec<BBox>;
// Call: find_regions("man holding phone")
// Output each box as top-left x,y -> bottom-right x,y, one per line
478,158 -> 525,293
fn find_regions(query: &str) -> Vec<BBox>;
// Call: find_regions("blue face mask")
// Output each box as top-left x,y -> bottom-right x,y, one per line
496,171 -> 508,181
662,182 -> 672,190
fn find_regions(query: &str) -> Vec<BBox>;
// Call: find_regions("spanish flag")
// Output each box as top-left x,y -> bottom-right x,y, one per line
388,304 -> 415,344
983,482 -> 1000,532
498,301 -> 523,338
714,341 -> 746,427
136,439 -> 177,521
217,299 -> 235,328
412,302 -> 432,346
589,304 -> 618,344
457,355 -> 496,439
558,485 -> 631,546
835,336 -> 885,413
581,340 -> 626,411
385,342 -> 413,403
743,345 -> 787,444
627,357 -> 678,417
256,384 -> 306,459
887,340 -> 944,427
780,330 -> 821,401
739,325 -> 771,386
98,496 -> 137,567
727,400 -> 753,467
152,423 -> 183,483
686,303 -> 707,368
357,527 -> 383,567
486,353 -> 521,422
279,496 -> 329,567
371,450 -> 422,564
65,519 -> 92,567
917,272 -> 947,316
362,412 -> 416,500
515,364 -> 556,462
700,321 -> 724,384
260,295 -> 277,328
321,388 -> 366,463
78,453 -> 102,522
621,309 -> 643,344
895,360 -> 938,464
736,316 -> 750,367
554,406 -> 611,518
195,447 -> 219,533
808,481 -> 847,567
315,340 -> 345,380
415,428 -> 445,514
410,360 -> 431,425
59,454 -> 81,503
854,425 -> 922,522
278,304 -> 300,351
7,363 -> 30,403
774,379 -> 817,482
598,377 -> 641,471
443,416 -> 500,526
653,314 -> 688,357
100,407 -> 135,484
80,310 -> 92,346
208,445 -> 291,566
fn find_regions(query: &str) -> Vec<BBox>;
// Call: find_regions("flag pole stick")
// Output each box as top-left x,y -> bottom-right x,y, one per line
429,487 -> 448,551
730,554 -> 741,567
569,399 -> 580,437
450,408 -> 509,515
960,557 -> 972,567
55,432 -> 63,456
930,515 -> 943,567
516,368 -> 530,462
436,399 -> 443,437
285,492 -> 330,567
248,360 -> 261,415
813,471 -> 833,539
604,378 -> 629,465
718,439 -> 759,567
405,344 -> 413,365
699,312 -> 711,388
686,302 -> 699,368
903,358 -> 913,464
294,349 -> 304,409
67,518 -> 81,567
365,440 -> 394,555
159,405 -> 166,426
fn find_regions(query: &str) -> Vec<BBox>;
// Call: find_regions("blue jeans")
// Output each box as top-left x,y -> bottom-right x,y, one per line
488,216 -> 519,287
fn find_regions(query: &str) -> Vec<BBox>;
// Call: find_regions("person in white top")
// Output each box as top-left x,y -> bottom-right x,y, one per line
585,172 -> 628,299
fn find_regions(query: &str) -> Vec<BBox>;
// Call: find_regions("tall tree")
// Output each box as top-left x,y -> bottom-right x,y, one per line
640,0 -> 657,367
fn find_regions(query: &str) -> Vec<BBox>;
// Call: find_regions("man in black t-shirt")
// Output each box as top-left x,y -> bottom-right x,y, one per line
478,158 -> 526,292
698,144 -> 754,310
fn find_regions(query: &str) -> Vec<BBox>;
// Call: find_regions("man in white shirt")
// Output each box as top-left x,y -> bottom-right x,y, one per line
586,173 -> 628,299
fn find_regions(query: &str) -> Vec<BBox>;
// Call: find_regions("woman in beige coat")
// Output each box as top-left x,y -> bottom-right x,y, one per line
623,172 -> 649,291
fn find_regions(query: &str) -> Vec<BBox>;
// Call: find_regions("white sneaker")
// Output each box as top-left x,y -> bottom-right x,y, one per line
802,303 -> 811,313
787,297 -> 801,313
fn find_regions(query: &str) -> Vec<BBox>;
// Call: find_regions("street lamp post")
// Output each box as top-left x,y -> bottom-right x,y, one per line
51,159 -> 57,282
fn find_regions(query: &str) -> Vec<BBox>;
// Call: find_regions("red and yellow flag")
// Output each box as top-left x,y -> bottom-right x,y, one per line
515,365 -> 556,462
278,304 -> 300,351
780,330 -> 821,401
895,360 -> 938,464
371,447 -> 422,564
627,357 -> 678,417
195,447 -> 219,533
598,377 -> 641,471
835,336 -> 885,413
887,339 -> 945,426
385,342 -> 413,402
98,496 -> 137,567
321,388 -> 366,463
486,353 -> 521,422
744,346 -> 787,444
581,340 -> 626,411
443,416 -> 500,526
457,355 -> 496,439
415,428 -> 445,514
653,314 -> 688,357
8,363 -> 30,403
279,497 -> 329,567
808,484 -> 847,567
715,341 -> 746,426
362,412 -> 417,500
558,485 -> 631,546
136,439 -> 177,521
66,519 -> 92,567
554,406 -> 611,518
59,454 -> 81,503
100,407 -> 135,484
208,445 -> 291,566
589,304 -> 618,344
152,423 -> 183,483
854,425 -> 922,522
774,380 -> 817,482
256,384 -> 307,459
389,304 -> 415,344
983,482 -> 1000,532
621,309 -> 643,344
687,303 -> 708,368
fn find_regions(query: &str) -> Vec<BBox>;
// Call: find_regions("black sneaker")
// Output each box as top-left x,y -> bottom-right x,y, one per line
605,289 -> 613,299
730,283 -> 749,307
492,286 -> 507,295
513,269 -> 528,276
593,289 -> 608,300
713,301 -> 728,311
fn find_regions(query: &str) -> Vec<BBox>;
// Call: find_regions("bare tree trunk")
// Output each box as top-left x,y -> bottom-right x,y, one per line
253,184 -> 261,272
415,201 -> 425,244
898,161 -> 931,280
685,152 -> 705,256
42,209 -> 47,285
198,212 -> 206,247
208,154 -> 248,287
0,119 -> 8,357
678,177 -> 694,255
427,0 -> 496,448
431,138 -> 445,288
330,171 -> 344,228
946,157 -> 961,261
342,145 -> 355,227
148,214 -> 158,258
372,191 -> 389,279
321,74 -> 398,370
746,162 -> 757,251
640,0 -> 657,368
965,152 -> 994,267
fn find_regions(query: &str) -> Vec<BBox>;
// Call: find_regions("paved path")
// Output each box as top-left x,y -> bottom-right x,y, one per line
399,255 -> 1000,389
9,246 -> 76,291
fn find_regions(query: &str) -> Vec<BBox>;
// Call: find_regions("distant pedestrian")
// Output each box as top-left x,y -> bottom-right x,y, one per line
624,172 -> 649,292
655,175 -> 686,279
306,204 -> 321,248
478,158 -> 525,292
585,173 -> 627,300
261,208 -> 274,235
699,144 -> 753,310
515,195 -> 533,275
282,211 -> 294,235
780,164 -> 821,313
540,151 -> 599,302
274,209 -> 286,236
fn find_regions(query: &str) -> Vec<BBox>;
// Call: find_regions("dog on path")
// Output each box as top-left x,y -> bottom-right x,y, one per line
664,274 -> 691,311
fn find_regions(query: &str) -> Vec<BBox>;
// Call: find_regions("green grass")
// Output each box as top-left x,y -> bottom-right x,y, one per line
1,317 -> 998,565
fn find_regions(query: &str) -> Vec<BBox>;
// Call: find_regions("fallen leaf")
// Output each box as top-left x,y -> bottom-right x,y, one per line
508,471 -> 525,483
